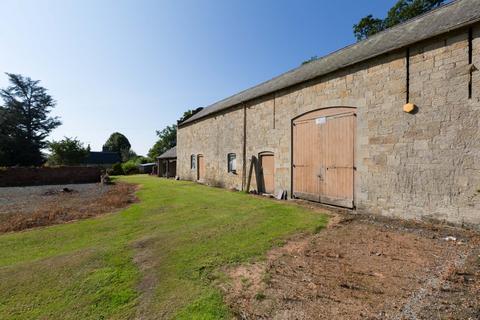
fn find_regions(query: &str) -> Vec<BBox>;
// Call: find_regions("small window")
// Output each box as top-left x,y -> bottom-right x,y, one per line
227,153 -> 236,173
190,154 -> 196,170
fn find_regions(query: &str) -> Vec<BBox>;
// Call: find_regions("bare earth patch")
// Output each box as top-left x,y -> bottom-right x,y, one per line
132,236 -> 160,320
222,212 -> 480,320
0,182 -> 137,232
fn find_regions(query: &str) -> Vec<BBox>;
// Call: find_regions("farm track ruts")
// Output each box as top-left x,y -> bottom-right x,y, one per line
223,211 -> 480,320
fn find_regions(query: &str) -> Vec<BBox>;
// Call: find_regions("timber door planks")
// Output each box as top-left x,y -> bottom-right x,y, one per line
293,108 -> 356,208
197,154 -> 205,181
260,154 -> 275,194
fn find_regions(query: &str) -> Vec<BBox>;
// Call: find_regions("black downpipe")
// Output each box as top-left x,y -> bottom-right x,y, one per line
406,47 -> 410,103
242,102 -> 247,191
468,27 -> 473,99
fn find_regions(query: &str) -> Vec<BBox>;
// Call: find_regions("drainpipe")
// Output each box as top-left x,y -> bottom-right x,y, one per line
406,47 -> 410,104
242,102 -> 247,191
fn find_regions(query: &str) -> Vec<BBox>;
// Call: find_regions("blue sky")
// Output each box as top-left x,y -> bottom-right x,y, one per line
0,0 -> 394,155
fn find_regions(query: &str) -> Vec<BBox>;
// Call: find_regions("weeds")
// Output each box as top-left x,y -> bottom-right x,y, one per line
254,292 -> 266,301
0,183 -> 136,233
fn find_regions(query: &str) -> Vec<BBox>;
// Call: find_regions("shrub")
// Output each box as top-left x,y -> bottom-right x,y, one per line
108,162 -> 124,175
121,160 -> 139,175
47,137 -> 89,166
135,156 -> 153,165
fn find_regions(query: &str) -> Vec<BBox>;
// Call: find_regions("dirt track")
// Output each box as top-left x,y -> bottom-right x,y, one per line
222,210 -> 480,320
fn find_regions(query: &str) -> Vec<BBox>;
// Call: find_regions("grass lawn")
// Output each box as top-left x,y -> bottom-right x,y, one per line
0,175 -> 327,319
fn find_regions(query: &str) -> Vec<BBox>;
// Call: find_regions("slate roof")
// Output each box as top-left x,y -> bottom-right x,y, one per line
181,0 -> 480,126
85,151 -> 122,165
157,146 -> 177,159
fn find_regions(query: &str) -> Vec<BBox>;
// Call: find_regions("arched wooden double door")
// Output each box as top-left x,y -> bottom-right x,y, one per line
292,107 -> 356,208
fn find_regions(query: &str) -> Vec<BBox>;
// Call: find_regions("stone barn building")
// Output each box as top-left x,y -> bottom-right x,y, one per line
177,0 -> 480,226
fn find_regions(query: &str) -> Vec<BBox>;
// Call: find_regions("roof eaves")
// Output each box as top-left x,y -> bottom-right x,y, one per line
180,0 -> 480,126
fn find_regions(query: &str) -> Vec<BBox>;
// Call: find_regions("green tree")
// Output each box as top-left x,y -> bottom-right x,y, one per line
148,125 -> 177,159
353,0 -> 445,41
102,132 -> 131,162
0,107 -> 14,166
177,107 -> 203,124
353,15 -> 385,41
148,108 -> 203,159
47,137 -> 90,166
301,56 -> 319,65
0,73 -> 61,166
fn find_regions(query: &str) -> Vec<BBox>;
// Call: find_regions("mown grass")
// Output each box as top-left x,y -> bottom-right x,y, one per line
0,175 -> 327,319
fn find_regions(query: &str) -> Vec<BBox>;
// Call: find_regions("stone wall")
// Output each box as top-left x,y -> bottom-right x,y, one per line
383,30 -> 480,225
177,25 -> 480,226
177,106 -> 245,190
0,166 -> 102,187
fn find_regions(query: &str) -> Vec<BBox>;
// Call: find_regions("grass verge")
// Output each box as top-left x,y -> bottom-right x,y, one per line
0,175 -> 327,319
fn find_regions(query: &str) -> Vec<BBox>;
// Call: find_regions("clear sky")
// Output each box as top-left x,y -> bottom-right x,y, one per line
0,0 -> 394,156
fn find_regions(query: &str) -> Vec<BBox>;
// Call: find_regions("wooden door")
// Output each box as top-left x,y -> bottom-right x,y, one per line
260,154 -> 274,194
293,108 -> 355,208
197,155 -> 205,181
168,160 -> 176,178
162,161 -> 167,177
157,160 -> 164,177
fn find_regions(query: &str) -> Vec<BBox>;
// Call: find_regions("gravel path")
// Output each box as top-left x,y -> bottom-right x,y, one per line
0,183 -> 110,215
0,182 -> 136,233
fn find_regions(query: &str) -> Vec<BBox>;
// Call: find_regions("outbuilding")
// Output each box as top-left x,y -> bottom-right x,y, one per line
138,162 -> 156,174
84,151 -> 121,168
177,0 -> 480,227
157,147 -> 177,178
